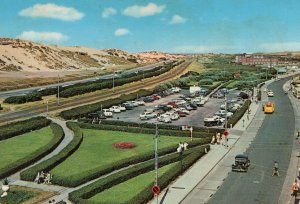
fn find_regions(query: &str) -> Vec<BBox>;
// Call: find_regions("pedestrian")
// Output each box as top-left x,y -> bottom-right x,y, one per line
216,133 -> 221,145
291,179 -> 299,199
211,135 -> 216,144
272,161 -> 279,176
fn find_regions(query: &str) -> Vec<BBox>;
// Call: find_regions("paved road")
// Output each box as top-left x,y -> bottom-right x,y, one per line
208,79 -> 295,204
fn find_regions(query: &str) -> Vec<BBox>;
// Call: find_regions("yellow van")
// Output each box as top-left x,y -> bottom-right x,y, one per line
263,102 -> 275,114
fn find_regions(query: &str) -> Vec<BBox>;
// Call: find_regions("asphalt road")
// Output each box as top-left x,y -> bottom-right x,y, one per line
0,61 -> 170,99
208,79 -> 295,204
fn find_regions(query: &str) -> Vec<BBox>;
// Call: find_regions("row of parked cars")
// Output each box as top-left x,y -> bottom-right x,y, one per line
139,91 -> 207,123
204,91 -> 247,126
87,87 -> 182,119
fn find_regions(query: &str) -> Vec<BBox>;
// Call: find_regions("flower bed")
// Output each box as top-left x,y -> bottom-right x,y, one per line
113,142 -> 137,149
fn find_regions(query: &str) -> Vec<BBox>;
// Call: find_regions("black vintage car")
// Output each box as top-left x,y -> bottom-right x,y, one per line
232,154 -> 250,172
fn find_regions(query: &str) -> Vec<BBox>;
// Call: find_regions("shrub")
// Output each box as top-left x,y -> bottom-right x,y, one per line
0,123 -> 64,179
0,116 -> 51,141
78,122 -> 213,139
60,90 -> 152,120
68,145 -> 210,203
20,122 -> 83,182
4,92 -> 42,104
227,100 -> 251,128
257,90 -> 262,101
78,119 -> 222,134
198,79 -> 213,85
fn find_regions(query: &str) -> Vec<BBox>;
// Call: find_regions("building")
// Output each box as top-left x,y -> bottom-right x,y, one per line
235,54 -> 278,65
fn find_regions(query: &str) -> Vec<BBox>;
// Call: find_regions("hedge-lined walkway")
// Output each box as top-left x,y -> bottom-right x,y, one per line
9,117 -> 73,180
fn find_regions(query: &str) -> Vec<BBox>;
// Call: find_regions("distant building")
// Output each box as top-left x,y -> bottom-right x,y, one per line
235,54 -> 278,65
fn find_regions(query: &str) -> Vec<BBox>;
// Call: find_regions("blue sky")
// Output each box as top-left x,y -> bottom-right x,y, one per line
1,0 -> 300,53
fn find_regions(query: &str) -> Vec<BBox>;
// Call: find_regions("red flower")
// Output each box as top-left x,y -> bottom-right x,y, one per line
113,142 -> 137,149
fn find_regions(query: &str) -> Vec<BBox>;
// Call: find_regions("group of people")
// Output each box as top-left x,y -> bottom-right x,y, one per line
34,171 -> 52,184
211,132 -> 228,147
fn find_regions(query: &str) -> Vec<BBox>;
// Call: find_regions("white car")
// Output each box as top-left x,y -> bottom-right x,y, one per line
164,112 -> 180,120
267,91 -> 274,97
174,107 -> 189,114
135,100 -> 145,106
118,105 -> 126,111
215,110 -> 233,118
127,101 -> 139,107
140,112 -> 158,120
102,109 -> 113,117
109,106 -> 121,113
157,115 -> 172,123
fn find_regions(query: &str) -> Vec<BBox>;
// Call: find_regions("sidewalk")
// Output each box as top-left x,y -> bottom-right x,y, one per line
151,83 -> 270,204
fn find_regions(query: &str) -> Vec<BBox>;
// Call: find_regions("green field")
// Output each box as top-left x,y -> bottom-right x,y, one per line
0,127 -> 54,171
51,129 -> 195,180
89,162 -> 178,203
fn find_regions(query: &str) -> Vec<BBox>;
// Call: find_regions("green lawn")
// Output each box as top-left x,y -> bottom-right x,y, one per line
186,61 -> 206,73
89,162 -> 178,203
0,127 -> 54,170
51,129 -> 195,179
226,80 -> 239,89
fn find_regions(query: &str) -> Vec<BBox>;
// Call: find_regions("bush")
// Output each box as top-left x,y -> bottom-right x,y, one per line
198,79 -> 213,85
68,145 -> 210,203
4,92 -> 42,104
20,122 -> 83,182
60,90 -> 152,120
257,90 -> 262,101
78,119 -> 221,134
78,122 -> 213,138
227,100 -> 251,128
0,123 -> 64,179
0,116 -> 51,141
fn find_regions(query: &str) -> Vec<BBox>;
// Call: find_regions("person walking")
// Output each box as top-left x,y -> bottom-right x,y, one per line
272,161 -> 279,176
288,179 -> 299,203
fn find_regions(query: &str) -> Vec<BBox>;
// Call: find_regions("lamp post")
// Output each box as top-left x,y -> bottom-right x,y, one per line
57,75 -> 60,105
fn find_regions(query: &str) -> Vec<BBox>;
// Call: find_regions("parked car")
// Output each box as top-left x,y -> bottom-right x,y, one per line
164,112 -> 180,120
184,104 -> 194,111
127,101 -> 139,107
151,94 -> 161,100
140,112 -> 158,120
109,106 -> 121,113
176,111 -> 188,117
188,103 -> 198,110
167,101 -> 178,108
170,87 -> 181,93
204,115 -> 225,126
122,103 -> 134,110
239,92 -> 249,99
232,154 -> 250,172
142,96 -> 154,102
135,100 -> 145,106
157,115 -> 172,123
174,108 -> 189,114
212,92 -> 224,98
103,109 -> 113,117
118,105 -> 126,111
214,110 -> 233,118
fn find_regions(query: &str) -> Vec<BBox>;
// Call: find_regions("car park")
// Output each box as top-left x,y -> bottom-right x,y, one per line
232,154 -> 250,172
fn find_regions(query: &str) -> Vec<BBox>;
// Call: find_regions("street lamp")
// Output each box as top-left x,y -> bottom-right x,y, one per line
57,75 -> 60,105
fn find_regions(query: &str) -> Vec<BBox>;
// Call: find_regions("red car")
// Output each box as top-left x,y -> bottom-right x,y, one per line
176,111 -> 188,117
152,94 -> 161,100
167,102 -> 178,108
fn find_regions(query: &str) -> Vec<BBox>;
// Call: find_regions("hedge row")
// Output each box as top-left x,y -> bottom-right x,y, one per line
20,122 -> 83,182
257,90 -> 262,101
60,89 -> 153,120
227,100 -> 251,128
4,92 -> 42,104
0,123 -> 64,179
69,145 -> 210,203
78,122 -> 213,138
58,61 -> 183,98
51,137 -> 210,187
0,116 -> 51,141
79,119 -> 222,134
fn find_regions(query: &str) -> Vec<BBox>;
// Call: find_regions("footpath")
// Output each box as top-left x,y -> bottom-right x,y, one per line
151,81 -> 274,204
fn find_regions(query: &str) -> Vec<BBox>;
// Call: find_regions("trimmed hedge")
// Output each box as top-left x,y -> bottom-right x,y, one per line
0,116 -> 51,141
69,145 -> 210,203
51,137 -> 210,187
257,90 -> 262,101
227,100 -> 251,128
0,123 -> 64,179
60,90 -> 153,120
79,119 -> 222,134
78,122 -> 213,138
4,92 -> 42,104
20,122 -> 83,182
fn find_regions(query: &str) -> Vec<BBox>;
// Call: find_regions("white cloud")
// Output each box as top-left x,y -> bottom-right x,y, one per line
102,7 -> 117,18
19,3 -> 84,21
170,15 -> 186,24
260,42 -> 300,52
114,28 -> 130,36
123,3 -> 165,18
17,31 -> 68,42
173,45 -> 234,53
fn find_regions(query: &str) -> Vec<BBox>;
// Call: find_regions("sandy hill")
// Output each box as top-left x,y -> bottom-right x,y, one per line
0,38 -> 184,72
